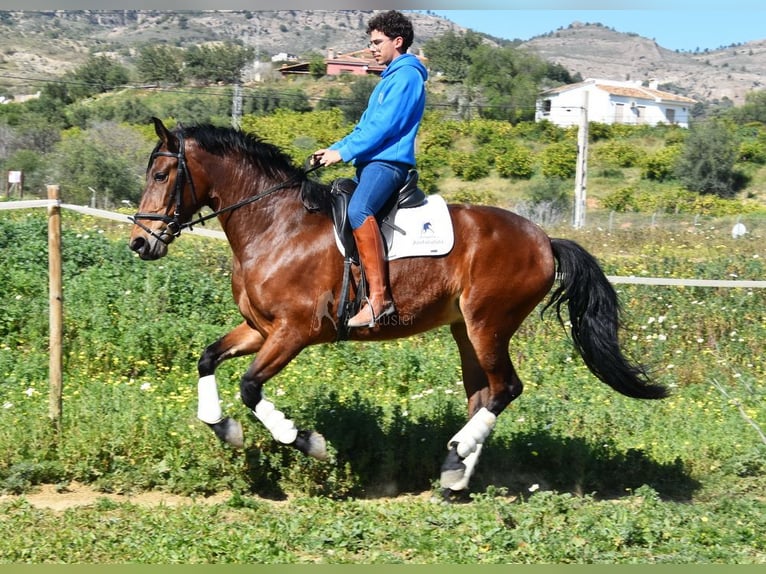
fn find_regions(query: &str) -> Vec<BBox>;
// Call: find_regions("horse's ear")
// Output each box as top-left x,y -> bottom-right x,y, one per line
152,116 -> 179,154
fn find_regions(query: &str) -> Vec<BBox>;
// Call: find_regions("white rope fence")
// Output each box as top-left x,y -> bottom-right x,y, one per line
0,199 -> 228,239
2,198 -> 765,288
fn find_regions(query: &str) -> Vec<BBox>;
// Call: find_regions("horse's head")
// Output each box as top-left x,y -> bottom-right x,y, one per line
129,117 -> 205,260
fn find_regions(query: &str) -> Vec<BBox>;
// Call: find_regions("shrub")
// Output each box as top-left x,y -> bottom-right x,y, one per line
738,139 -> 766,165
495,145 -> 534,179
444,186 -> 497,205
588,122 -> 613,141
449,151 -> 491,181
540,140 -> 577,179
597,140 -> 645,168
641,145 -> 681,182
602,186 -> 639,212
674,120 -> 739,197
527,176 -> 570,211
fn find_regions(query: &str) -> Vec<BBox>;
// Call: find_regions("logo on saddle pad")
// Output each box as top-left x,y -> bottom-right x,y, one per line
333,195 -> 454,261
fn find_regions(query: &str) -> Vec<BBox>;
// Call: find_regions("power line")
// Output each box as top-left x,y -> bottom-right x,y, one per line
0,72 -> 542,113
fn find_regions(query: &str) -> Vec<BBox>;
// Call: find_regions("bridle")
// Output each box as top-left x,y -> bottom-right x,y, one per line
130,129 -> 322,243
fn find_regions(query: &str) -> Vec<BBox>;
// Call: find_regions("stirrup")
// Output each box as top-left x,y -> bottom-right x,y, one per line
347,298 -> 395,328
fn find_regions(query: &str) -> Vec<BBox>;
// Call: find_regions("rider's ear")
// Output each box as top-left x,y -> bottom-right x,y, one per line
152,117 -> 180,154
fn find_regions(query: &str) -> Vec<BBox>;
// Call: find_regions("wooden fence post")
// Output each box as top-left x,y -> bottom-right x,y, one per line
47,184 -> 63,433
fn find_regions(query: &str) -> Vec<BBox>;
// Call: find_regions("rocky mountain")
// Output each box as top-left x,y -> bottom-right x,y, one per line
0,10 -> 464,95
518,21 -> 766,105
1,10 -> 764,105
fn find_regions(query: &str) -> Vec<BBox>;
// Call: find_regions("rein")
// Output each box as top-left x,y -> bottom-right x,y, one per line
130,132 -> 323,242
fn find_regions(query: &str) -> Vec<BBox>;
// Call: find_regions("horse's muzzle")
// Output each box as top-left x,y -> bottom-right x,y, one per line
129,234 -> 168,261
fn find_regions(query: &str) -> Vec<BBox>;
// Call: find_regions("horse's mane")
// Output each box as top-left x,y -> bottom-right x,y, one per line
175,123 -> 332,214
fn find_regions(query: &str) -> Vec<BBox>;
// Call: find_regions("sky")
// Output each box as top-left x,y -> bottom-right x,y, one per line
424,10 -> 766,52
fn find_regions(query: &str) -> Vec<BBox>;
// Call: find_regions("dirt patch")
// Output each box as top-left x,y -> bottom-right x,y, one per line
0,482 -> 232,512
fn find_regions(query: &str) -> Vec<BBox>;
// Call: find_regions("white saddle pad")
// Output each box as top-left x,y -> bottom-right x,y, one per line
334,194 -> 454,261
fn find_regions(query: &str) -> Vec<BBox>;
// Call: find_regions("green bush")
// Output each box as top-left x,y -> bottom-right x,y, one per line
449,151 -> 491,181
596,140 -> 646,168
495,145 -> 534,179
588,122 -> 614,141
641,144 -> 681,182
674,120 -> 740,197
443,186 -> 497,205
540,140 -> 577,179
601,186 -> 639,212
738,139 -> 766,164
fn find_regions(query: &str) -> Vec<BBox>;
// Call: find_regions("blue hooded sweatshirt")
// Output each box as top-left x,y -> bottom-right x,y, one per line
330,53 -> 428,167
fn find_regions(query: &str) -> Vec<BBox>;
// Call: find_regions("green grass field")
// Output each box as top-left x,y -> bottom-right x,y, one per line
0,208 -> 764,563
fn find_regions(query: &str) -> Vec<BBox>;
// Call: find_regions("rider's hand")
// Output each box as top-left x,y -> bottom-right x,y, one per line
313,149 -> 342,167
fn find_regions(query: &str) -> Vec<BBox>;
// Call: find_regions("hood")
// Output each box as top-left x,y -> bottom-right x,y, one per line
381,52 -> 428,81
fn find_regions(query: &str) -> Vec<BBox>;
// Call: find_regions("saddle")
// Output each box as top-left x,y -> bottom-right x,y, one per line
329,169 -> 426,263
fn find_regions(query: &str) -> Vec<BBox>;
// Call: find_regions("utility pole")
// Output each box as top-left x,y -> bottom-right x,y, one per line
573,91 -> 589,229
232,83 -> 242,130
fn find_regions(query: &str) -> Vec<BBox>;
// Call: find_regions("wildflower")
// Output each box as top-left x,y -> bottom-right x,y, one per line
140,382 -> 151,391
528,483 -> 540,492
24,387 -> 36,397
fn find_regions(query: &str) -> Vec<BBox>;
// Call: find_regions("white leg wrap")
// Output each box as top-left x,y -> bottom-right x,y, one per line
197,375 -> 223,424
253,399 -> 298,445
448,407 -> 496,459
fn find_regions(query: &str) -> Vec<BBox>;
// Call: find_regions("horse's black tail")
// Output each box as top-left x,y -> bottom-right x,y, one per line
543,238 -> 668,399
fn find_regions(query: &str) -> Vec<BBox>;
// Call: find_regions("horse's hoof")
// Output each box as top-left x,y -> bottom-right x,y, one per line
439,467 -> 468,491
208,417 -> 244,449
440,445 -> 467,491
295,430 -> 328,460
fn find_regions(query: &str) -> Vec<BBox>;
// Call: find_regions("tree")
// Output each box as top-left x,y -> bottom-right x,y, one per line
674,120 -> 740,198
423,30 -> 484,82
339,76 -> 378,123
467,46 -> 547,123
46,122 -> 151,206
184,43 -> 255,84
136,44 -> 184,85
727,90 -> 766,124
307,52 -> 327,79
65,55 -> 130,100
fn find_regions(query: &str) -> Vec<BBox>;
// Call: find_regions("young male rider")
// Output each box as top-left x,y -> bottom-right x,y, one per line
313,10 -> 428,328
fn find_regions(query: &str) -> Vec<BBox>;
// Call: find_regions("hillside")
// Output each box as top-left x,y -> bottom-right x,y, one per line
519,21 -> 766,105
0,10 -> 464,95
1,10 -> 765,104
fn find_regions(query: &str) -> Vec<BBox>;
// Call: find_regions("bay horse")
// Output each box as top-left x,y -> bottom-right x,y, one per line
129,117 -> 667,494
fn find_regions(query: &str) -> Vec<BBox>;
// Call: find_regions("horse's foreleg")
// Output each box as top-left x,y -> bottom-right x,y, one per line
197,322 -> 265,448
238,334 -> 328,460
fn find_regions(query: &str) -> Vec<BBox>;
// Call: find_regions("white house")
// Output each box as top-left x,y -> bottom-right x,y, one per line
536,78 -> 696,128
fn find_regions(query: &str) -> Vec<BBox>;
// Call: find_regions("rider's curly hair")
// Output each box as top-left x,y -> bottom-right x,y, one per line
366,10 -> 415,52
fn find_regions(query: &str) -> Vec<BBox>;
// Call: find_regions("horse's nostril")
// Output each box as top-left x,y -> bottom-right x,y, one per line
129,237 -> 146,253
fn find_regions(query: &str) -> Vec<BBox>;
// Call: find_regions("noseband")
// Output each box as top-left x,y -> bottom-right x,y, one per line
130,130 -> 322,243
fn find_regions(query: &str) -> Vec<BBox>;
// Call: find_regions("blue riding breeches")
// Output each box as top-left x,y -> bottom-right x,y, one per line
348,160 -> 411,229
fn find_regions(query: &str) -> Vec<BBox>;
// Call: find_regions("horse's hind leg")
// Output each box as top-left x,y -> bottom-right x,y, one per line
197,321 -> 265,448
441,321 -> 523,492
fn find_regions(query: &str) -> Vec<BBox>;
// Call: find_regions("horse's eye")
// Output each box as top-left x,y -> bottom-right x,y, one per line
154,172 -> 168,183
